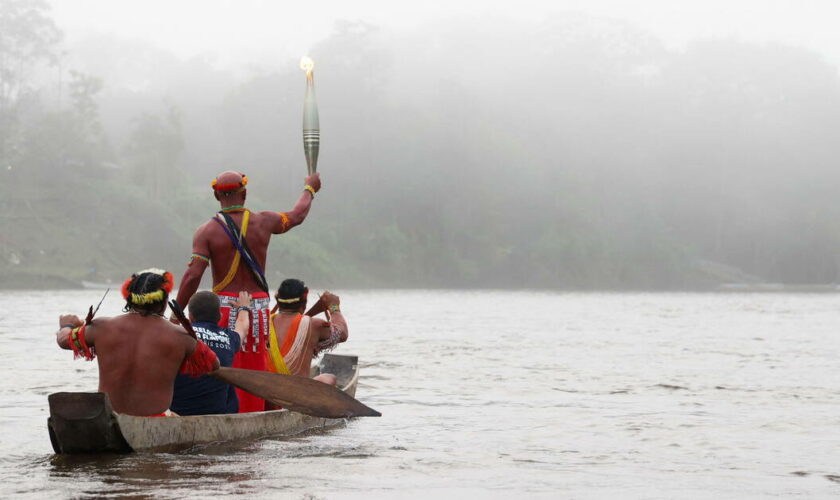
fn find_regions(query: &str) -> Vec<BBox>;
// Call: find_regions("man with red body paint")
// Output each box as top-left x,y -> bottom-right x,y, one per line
174,171 -> 321,412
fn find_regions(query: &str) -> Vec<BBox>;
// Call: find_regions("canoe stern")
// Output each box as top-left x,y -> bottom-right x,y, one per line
47,392 -> 131,454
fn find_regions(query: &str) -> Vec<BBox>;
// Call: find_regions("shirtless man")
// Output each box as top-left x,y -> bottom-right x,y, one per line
266,279 -> 348,387
55,269 -> 219,416
174,171 -> 321,412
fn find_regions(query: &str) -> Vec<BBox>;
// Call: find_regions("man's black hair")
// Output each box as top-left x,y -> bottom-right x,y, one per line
276,278 -> 306,311
189,291 -> 222,323
122,271 -> 168,315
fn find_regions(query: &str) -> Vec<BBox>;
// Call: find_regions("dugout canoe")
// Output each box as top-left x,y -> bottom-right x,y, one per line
47,353 -> 361,454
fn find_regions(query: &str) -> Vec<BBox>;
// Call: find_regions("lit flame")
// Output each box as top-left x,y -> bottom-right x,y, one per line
300,56 -> 314,75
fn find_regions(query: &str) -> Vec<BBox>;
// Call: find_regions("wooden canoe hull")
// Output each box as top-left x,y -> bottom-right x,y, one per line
48,354 -> 360,454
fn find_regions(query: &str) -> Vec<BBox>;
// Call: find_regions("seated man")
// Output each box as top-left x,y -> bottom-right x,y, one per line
55,269 -> 219,416
266,279 -> 348,386
170,291 -> 251,415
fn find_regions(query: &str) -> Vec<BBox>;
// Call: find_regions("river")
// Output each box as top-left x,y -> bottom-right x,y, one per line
1,290 -> 839,498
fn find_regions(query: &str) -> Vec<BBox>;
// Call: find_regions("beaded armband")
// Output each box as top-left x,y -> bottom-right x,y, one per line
68,325 -> 95,361
277,212 -> 290,232
189,253 -> 210,266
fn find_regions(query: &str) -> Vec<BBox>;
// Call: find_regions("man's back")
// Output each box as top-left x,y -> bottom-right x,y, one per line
91,314 -> 193,416
197,210 -> 275,293
273,313 -> 319,377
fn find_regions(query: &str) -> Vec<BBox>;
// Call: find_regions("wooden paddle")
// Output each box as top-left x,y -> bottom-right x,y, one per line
168,300 -> 380,419
210,366 -> 380,418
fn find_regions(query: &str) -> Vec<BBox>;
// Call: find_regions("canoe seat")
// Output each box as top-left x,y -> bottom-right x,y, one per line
320,354 -> 358,388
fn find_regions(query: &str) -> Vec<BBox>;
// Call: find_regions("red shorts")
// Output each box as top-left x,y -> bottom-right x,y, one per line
218,291 -> 271,413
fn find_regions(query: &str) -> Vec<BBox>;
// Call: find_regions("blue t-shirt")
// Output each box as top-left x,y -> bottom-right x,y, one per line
171,321 -> 241,415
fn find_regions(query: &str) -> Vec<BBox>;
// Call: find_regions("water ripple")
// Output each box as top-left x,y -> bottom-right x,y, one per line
3,291 -> 840,498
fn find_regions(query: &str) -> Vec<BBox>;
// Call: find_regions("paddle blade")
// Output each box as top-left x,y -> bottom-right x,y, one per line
210,367 -> 381,418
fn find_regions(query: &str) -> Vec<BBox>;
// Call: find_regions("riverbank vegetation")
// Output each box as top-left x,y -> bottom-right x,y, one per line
2,1 -> 840,289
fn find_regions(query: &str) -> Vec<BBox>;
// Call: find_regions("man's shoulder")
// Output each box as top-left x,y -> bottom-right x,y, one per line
94,314 -> 141,329
251,209 -> 279,219
85,316 -> 115,338
195,218 -> 219,235
251,209 -> 285,229
88,316 -> 113,327
309,317 -> 329,329
94,315 -> 190,345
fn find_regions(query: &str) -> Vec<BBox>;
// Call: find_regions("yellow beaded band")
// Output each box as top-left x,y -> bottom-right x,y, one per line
304,185 -> 316,197
130,289 -> 165,305
70,327 -> 84,351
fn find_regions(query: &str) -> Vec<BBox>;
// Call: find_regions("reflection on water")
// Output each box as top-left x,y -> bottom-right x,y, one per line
46,451 -> 260,498
2,290 -> 840,498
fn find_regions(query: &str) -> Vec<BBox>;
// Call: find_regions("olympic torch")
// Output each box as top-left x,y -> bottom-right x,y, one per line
300,56 -> 319,175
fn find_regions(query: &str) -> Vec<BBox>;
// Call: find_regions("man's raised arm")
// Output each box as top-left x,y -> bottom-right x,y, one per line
265,173 -> 321,234
313,291 -> 348,354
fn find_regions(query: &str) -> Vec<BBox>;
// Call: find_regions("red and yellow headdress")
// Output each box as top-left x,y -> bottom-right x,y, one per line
121,268 -> 175,305
211,172 -> 249,193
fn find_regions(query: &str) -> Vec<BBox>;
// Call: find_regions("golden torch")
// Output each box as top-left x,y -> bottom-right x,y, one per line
300,56 -> 319,175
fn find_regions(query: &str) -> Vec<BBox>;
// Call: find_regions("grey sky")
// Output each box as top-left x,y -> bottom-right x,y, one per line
49,0 -> 840,70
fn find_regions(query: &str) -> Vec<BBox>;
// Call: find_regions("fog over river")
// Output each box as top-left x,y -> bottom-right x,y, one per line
6,1 -> 840,289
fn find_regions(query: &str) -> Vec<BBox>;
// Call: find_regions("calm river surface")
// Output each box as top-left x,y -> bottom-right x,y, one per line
1,290 -> 840,499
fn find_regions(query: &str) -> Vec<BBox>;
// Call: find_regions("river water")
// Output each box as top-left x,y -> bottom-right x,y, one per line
1,290 -> 839,498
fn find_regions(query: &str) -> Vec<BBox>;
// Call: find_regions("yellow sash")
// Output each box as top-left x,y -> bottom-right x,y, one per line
266,313 -> 291,374
212,210 -> 250,293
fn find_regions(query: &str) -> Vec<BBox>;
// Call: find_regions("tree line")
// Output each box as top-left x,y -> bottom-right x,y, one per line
2,2 -> 840,289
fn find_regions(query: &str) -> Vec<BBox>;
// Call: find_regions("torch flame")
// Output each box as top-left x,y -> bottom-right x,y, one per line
300,56 -> 314,75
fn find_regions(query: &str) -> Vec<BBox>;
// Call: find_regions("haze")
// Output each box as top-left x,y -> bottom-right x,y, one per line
2,0 -> 840,289
49,0 -> 840,68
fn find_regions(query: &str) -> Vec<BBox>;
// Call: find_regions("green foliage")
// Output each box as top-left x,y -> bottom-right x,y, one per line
4,10 -> 840,289
124,107 -> 185,201
0,0 -> 61,102
0,0 -> 62,186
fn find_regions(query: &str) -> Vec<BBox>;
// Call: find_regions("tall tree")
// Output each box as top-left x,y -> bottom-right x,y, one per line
124,107 -> 185,201
0,0 -> 61,175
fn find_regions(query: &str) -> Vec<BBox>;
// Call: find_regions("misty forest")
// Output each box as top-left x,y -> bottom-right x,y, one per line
2,0 -> 840,290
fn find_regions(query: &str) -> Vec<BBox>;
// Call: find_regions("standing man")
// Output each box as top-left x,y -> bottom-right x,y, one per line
175,171 -> 321,412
